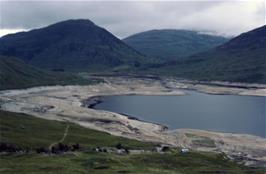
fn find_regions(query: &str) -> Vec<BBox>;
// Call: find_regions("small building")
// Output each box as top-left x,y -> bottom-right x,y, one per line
180,148 -> 189,153
116,149 -> 127,155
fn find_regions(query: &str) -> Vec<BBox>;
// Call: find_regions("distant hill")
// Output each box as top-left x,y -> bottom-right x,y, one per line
123,29 -> 228,61
154,25 -> 266,84
0,19 -> 149,71
0,56 -> 94,90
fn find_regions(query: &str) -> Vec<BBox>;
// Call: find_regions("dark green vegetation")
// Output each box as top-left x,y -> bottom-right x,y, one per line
1,110 -> 265,174
123,29 -> 228,61
2,151 -> 266,174
151,25 -> 266,84
0,110 -> 152,150
0,19 -> 265,84
0,19 -> 149,71
0,56 -> 100,90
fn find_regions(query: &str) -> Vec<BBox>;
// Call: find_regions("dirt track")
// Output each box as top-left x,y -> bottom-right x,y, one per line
49,125 -> 70,150
0,76 -> 265,166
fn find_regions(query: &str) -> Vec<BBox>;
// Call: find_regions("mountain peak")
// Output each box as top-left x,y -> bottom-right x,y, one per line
163,25 -> 266,83
49,19 -> 95,27
0,19 -> 148,71
123,29 -> 228,61
218,25 -> 266,50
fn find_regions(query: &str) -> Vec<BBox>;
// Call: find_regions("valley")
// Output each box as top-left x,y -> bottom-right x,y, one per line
1,76 -> 265,168
0,3 -> 265,172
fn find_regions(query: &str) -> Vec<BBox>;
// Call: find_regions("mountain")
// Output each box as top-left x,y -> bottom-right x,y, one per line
0,19 -> 148,71
154,25 -> 266,84
123,29 -> 228,61
0,56 -> 93,90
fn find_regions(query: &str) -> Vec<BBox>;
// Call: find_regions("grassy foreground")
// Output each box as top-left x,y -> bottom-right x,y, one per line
0,110 -> 265,174
0,110 -> 152,150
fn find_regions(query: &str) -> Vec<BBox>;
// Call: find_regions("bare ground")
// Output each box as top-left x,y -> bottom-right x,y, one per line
0,76 -> 265,166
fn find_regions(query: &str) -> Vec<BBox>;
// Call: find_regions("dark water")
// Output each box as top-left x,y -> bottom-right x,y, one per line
94,90 -> 266,137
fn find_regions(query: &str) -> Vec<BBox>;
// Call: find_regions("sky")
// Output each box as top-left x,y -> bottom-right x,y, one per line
0,0 -> 265,38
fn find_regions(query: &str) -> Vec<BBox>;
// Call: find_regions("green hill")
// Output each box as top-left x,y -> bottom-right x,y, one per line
153,25 -> 266,84
0,56 -> 95,90
0,19 -> 149,72
1,110 -> 264,174
123,29 -> 228,61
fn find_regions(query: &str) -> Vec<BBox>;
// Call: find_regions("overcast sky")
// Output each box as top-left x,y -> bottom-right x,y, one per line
0,0 -> 265,38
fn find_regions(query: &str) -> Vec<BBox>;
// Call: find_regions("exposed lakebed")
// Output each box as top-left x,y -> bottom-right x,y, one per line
94,90 -> 266,137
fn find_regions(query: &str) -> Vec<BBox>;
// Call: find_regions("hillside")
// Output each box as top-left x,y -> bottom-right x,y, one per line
123,29 -> 228,61
0,19 -> 149,71
1,110 -> 264,174
154,25 -> 266,84
0,56 -> 94,90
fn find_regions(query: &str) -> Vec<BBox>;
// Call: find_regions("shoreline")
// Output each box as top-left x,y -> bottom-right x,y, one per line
82,96 -> 104,109
82,95 -> 169,130
1,74 -> 266,97
0,76 -> 265,166
90,74 -> 266,95
83,93 -> 265,138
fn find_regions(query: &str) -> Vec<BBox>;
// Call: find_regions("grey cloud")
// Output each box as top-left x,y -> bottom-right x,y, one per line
0,1 -> 265,38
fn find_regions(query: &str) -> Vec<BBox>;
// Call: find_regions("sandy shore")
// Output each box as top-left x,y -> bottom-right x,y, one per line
0,76 -> 265,166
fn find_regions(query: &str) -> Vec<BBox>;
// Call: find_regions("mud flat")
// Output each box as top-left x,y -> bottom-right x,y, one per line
0,76 -> 265,167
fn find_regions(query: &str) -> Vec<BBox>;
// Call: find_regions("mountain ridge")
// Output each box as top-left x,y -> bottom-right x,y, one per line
123,29 -> 229,61
153,25 -> 266,83
0,19 -> 149,71
0,55 -> 94,90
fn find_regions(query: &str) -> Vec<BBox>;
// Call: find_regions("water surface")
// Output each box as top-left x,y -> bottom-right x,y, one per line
95,90 -> 266,137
